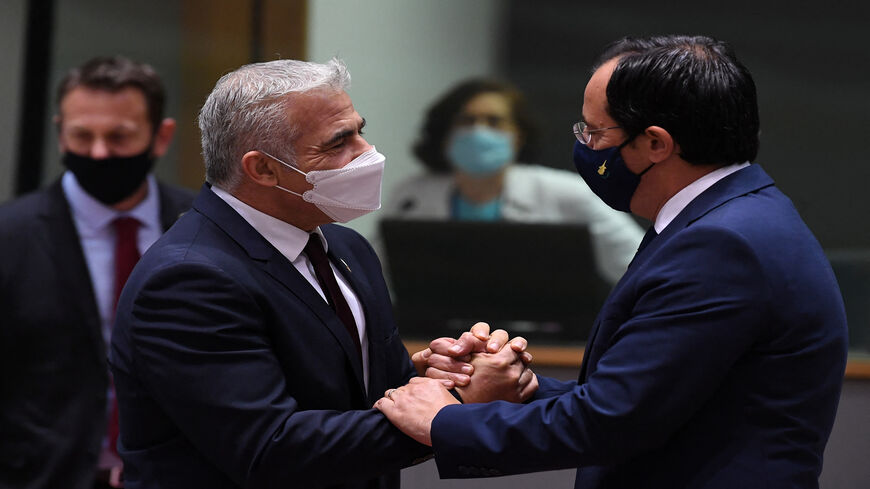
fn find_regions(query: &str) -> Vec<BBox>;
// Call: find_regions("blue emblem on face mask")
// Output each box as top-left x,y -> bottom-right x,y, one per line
447,127 -> 515,176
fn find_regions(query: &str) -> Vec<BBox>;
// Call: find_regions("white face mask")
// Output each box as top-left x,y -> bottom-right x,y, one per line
261,147 -> 385,223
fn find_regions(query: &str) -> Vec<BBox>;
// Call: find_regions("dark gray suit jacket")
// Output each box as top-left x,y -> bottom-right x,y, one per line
0,179 -> 193,489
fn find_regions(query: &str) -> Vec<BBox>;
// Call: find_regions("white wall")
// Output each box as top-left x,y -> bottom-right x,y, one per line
0,0 -> 27,202
307,0 -> 507,239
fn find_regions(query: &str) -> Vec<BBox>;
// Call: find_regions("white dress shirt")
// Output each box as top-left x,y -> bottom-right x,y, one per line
654,162 -> 751,233
210,185 -> 370,389
62,170 -> 163,470
62,171 -> 163,343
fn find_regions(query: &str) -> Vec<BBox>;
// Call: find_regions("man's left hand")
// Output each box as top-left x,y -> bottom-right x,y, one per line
456,343 -> 538,404
375,377 -> 459,446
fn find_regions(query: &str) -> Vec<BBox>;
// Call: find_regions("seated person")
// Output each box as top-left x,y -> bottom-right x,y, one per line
382,78 -> 643,284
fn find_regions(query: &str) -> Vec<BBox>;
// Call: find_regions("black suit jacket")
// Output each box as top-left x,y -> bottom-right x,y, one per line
0,179 -> 194,489
109,185 -> 428,489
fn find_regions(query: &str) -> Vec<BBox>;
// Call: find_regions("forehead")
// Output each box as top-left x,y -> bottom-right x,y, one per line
290,89 -> 358,131
461,92 -> 512,116
59,86 -> 150,128
582,58 -> 619,125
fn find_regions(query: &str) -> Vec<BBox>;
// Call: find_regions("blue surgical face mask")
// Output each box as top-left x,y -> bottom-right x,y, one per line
572,140 -> 652,212
446,126 -> 515,176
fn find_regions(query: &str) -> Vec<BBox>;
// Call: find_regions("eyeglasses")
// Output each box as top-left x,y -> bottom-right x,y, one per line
573,121 -> 621,145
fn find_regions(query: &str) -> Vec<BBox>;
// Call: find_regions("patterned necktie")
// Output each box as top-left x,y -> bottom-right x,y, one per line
303,234 -> 362,358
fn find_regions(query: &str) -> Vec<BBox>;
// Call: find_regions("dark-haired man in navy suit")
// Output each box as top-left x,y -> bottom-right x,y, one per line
109,58 -> 535,489
377,35 -> 848,489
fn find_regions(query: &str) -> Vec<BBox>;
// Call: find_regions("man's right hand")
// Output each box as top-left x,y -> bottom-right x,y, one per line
411,322 -> 533,387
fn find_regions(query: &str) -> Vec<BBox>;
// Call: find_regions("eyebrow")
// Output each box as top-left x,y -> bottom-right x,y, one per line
323,117 -> 366,147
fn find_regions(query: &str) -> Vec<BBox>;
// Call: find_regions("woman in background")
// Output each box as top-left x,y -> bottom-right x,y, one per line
383,78 -> 644,284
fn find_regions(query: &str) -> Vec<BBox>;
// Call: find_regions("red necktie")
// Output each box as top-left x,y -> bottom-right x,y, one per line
108,216 -> 141,455
303,234 -> 362,359
113,217 -> 141,307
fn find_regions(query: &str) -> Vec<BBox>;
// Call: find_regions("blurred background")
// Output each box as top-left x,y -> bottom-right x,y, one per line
1,1 -> 867,487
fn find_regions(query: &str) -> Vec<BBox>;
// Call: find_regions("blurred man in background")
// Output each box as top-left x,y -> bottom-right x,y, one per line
0,56 -> 194,489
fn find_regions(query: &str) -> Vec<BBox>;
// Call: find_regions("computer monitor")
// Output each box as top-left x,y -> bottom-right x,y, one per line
380,219 -> 612,344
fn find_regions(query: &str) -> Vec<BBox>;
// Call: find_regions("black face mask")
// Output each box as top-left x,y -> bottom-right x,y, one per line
62,148 -> 155,205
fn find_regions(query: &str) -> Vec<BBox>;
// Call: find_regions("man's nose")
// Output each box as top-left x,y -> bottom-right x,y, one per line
351,136 -> 373,160
88,138 -> 111,159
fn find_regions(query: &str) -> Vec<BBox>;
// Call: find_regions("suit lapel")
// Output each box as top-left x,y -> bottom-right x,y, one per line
192,186 -> 367,395
623,164 -> 775,274
320,227 -> 385,399
578,165 -> 775,383
156,183 -> 191,231
37,182 -> 105,368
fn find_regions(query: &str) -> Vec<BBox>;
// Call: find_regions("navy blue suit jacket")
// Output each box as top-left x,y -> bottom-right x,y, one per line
109,186 -> 428,489
430,165 -> 848,488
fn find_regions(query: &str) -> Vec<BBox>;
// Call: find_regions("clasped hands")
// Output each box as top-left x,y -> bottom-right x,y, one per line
375,322 -> 538,446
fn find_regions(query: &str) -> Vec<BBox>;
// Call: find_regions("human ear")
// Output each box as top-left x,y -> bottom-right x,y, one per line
644,126 -> 677,163
148,118 -> 177,158
241,150 -> 281,187
151,118 -> 177,157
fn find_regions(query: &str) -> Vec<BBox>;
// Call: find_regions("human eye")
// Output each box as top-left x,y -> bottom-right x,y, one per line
107,132 -> 129,144
487,115 -> 508,128
70,130 -> 93,144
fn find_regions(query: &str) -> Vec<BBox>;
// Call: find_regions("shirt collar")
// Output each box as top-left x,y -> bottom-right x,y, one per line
654,161 -> 750,233
61,170 -> 161,233
210,185 -> 325,262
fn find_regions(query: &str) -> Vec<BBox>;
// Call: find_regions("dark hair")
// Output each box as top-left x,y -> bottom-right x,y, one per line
592,35 -> 685,72
412,78 -> 540,174
604,35 -> 760,166
56,56 -> 166,132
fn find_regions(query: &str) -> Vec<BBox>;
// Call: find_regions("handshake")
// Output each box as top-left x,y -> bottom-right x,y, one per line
375,322 -> 538,446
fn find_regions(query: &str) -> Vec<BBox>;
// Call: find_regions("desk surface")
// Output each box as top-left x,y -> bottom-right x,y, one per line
402,341 -> 870,380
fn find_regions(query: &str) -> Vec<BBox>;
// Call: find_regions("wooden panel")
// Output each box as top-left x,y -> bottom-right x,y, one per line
402,340 -> 584,369
260,0 -> 307,62
176,0 -> 308,190
403,340 -> 870,380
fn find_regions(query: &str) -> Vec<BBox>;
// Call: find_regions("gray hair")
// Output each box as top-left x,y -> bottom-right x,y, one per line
198,58 -> 351,189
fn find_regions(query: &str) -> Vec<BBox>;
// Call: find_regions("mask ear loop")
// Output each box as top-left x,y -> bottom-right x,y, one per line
616,133 -> 654,177
259,149 -> 309,198
274,184 -> 305,199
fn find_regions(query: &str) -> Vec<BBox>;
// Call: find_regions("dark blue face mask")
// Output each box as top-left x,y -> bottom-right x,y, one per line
572,140 -> 652,212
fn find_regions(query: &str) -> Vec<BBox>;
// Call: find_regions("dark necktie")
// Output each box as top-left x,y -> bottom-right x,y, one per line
637,226 -> 658,253
628,226 -> 658,269
108,216 -> 141,456
303,234 -> 362,358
